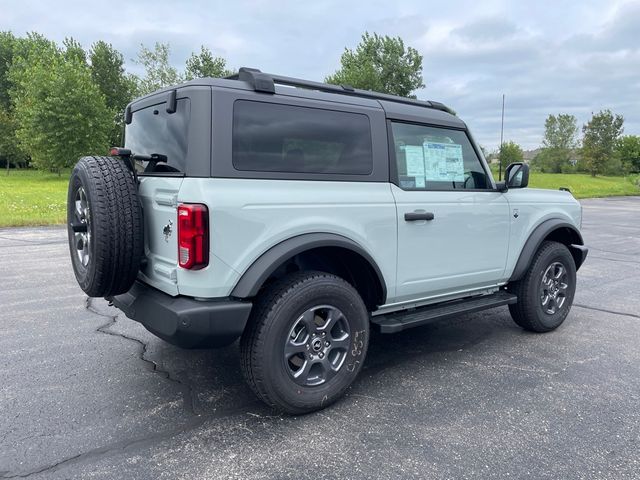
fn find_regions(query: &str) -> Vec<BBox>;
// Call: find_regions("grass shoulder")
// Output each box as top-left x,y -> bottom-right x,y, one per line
1,168 -> 639,227
0,169 -> 70,227
490,167 -> 640,199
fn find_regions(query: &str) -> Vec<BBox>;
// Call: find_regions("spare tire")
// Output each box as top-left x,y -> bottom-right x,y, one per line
67,156 -> 143,297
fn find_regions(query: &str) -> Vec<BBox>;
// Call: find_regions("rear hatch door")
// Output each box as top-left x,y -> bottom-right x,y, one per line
124,86 -> 211,295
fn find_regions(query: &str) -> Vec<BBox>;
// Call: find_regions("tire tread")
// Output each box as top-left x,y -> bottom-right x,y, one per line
508,241 -> 575,332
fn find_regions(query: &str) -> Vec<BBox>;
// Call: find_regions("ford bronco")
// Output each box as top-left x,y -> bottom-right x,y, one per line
67,68 -> 588,413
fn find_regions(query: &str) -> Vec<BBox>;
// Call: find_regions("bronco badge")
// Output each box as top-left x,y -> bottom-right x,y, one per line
163,220 -> 173,242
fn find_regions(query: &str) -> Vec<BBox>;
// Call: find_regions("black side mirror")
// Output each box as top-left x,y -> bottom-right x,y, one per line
505,162 -> 529,189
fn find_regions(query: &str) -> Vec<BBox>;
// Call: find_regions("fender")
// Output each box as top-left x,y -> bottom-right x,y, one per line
230,233 -> 387,302
509,218 -> 586,282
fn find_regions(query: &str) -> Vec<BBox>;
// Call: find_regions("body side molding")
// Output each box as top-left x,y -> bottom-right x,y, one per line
230,233 -> 388,302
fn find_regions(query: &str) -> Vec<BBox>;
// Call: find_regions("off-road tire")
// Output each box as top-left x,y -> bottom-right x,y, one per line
67,156 -> 143,297
508,241 -> 576,332
240,271 -> 369,414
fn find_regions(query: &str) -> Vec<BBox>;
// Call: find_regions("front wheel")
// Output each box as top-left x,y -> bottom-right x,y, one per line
508,241 -> 577,332
240,271 -> 369,414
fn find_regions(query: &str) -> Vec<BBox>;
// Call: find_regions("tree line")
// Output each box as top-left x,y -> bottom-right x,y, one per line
0,32 -> 240,173
0,31 -> 424,175
4,30 -> 634,178
499,111 -> 639,177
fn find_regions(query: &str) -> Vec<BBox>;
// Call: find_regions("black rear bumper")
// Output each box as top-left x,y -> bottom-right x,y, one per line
108,281 -> 252,349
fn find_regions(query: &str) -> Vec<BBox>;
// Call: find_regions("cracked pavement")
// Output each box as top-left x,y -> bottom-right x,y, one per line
1,197 -> 639,479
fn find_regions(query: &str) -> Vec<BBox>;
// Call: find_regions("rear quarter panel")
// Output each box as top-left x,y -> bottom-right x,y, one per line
176,178 -> 398,299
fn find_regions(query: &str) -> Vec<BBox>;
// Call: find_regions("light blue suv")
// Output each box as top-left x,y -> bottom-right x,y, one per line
67,68 -> 588,413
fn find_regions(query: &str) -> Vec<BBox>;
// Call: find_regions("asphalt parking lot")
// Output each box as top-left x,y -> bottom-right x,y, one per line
1,197 -> 639,479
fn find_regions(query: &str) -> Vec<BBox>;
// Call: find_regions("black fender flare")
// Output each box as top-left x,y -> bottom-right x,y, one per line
509,218 -> 586,282
230,233 -> 387,303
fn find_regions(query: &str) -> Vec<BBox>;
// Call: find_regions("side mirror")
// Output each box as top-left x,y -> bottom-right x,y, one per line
505,162 -> 529,189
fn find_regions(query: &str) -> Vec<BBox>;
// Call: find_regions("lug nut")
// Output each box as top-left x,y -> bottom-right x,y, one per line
325,341 -> 330,347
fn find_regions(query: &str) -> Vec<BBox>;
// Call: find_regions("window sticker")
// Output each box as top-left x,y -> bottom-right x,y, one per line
423,142 -> 465,182
399,176 -> 416,189
404,145 -> 426,188
405,145 -> 425,176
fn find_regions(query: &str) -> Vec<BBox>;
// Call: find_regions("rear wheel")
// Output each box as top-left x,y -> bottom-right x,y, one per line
67,156 -> 143,297
508,241 -> 576,332
240,271 -> 369,414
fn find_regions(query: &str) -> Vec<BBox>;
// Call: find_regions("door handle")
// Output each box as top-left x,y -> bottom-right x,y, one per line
404,211 -> 435,222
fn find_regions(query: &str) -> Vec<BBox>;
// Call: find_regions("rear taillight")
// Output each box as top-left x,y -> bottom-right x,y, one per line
177,203 -> 209,270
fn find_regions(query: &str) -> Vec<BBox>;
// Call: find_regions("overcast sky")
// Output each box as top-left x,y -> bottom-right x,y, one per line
2,0 -> 638,150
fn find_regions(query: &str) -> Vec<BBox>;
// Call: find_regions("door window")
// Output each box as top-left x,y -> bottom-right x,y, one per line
391,122 -> 490,190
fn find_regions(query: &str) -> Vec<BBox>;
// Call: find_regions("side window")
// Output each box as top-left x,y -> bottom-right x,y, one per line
232,100 -> 373,175
391,122 -> 490,190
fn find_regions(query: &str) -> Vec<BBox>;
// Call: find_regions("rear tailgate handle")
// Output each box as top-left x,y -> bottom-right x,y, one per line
404,211 -> 435,222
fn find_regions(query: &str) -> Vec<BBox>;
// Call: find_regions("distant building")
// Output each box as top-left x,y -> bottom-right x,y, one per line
522,148 -> 542,163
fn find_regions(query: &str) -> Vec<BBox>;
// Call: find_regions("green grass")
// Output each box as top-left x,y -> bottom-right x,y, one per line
0,168 -> 639,227
528,172 -> 640,198
0,169 -> 70,227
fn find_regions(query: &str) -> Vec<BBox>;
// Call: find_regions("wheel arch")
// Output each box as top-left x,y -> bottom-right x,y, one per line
230,233 -> 387,310
509,218 -> 586,282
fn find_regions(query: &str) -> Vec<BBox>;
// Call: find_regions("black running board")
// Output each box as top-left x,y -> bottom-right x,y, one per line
372,291 -> 517,333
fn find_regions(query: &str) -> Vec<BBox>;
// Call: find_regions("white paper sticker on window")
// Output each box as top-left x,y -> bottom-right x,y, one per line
423,142 -> 465,182
404,145 -> 425,177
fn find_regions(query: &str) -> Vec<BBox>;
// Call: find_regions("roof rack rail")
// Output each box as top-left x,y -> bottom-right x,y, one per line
225,67 -> 455,115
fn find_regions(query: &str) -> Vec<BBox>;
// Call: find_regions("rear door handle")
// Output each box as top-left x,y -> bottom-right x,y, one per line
404,211 -> 435,222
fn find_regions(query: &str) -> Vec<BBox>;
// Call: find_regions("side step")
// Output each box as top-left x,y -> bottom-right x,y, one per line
372,291 -> 517,333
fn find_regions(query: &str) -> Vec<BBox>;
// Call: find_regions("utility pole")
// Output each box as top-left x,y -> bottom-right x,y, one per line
499,93 -> 505,181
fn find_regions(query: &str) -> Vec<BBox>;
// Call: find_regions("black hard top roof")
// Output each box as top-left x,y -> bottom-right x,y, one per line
129,67 -> 465,129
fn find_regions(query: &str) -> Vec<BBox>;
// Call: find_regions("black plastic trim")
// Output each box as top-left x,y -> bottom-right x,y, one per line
230,233 -> 387,303
109,281 -> 252,349
405,211 -> 434,221
569,244 -> 589,270
509,219 -> 585,281
226,67 -> 455,114
372,291 -> 517,333
166,89 -> 177,113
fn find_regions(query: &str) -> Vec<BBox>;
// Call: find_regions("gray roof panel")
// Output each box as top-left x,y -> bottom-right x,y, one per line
378,100 -> 465,128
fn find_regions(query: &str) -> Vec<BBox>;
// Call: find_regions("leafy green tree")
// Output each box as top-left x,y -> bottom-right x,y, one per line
135,42 -> 182,96
326,32 -> 424,98
9,37 -> 111,173
90,41 -> 137,146
499,141 -> 524,177
615,135 -> 640,173
62,37 -> 86,64
185,46 -> 232,80
0,33 -> 52,172
0,32 -> 23,173
0,108 -> 28,172
582,110 -> 624,176
539,114 -> 578,173
0,31 -> 17,108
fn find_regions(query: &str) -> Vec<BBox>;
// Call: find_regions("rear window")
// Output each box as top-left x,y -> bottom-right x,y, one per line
232,100 -> 373,175
125,98 -> 190,173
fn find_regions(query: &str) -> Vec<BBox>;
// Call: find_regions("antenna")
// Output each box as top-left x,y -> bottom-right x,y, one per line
499,94 -> 505,181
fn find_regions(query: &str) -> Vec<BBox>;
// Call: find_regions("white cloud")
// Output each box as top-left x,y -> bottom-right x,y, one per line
2,0 -> 638,150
